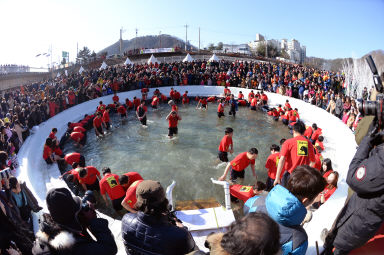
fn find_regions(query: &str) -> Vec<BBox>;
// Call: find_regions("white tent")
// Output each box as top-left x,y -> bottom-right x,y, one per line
147,54 -> 160,64
208,54 -> 220,62
124,57 -> 133,65
79,66 -> 85,74
183,53 -> 194,62
100,61 -> 108,70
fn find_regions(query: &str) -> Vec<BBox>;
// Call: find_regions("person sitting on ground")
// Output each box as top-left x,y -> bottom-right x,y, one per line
99,167 -> 126,212
32,187 -> 117,255
121,180 -> 196,255
313,171 -> 339,208
43,138 -> 63,164
244,165 -> 326,255
322,158 -> 333,177
201,212 -> 280,255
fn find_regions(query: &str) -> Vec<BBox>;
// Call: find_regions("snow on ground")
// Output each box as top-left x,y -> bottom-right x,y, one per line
15,86 -> 356,254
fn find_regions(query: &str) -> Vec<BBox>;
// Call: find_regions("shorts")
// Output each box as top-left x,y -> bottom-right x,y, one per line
263,100 -> 267,105
86,179 -> 100,191
140,116 -> 147,126
95,126 -> 103,135
282,119 -> 288,125
218,151 -> 229,162
229,108 -> 236,116
250,106 -> 256,111
112,196 -> 124,211
281,171 -> 291,187
105,122 -> 111,130
218,112 -> 225,118
168,127 -> 178,137
201,104 -> 207,108
45,157 -> 53,164
152,105 -> 157,109
120,113 -> 127,118
230,168 -> 245,182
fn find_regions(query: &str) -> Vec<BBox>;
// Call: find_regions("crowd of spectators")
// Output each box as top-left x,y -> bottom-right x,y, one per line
0,58 -> 374,254
0,64 -> 30,75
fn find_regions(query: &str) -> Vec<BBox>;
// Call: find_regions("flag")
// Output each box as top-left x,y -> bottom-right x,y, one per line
56,72 -> 61,78
79,66 -> 85,74
35,54 -> 41,57
65,70 -> 68,76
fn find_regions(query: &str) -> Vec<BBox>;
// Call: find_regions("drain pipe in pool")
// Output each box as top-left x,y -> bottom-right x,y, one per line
166,180 -> 176,210
211,178 -> 231,210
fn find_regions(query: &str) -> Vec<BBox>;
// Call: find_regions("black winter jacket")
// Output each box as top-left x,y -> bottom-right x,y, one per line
32,214 -> 117,255
121,212 -> 196,255
331,137 -> 384,252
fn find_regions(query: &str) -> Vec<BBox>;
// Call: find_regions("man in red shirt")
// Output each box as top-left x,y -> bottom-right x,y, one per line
97,101 -> 106,113
102,106 -> 111,130
248,90 -> 254,102
64,152 -> 85,167
99,167 -> 126,211
78,166 -> 101,191
119,172 -> 144,191
274,121 -> 316,187
265,144 -> 283,191
93,112 -> 105,137
218,148 -> 258,184
196,97 -> 208,110
133,96 -> 141,109
218,127 -> 234,162
217,99 -> 225,118
117,103 -> 127,120
121,179 -> 143,213
70,131 -> 86,148
141,87 -> 149,100
169,88 -> 175,99
174,90 -> 181,103
166,110 -> 182,138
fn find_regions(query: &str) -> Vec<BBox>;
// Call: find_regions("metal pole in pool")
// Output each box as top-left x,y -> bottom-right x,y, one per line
211,178 -> 231,210
166,180 -> 176,210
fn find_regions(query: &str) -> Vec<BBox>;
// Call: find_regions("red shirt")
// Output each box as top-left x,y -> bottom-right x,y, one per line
133,98 -> 141,109
218,103 -> 224,113
224,88 -> 231,95
93,117 -> 103,128
199,98 -> 207,105
314,153 -> 323,171
64,152 -> 81,165
70,132 -> 84,142
315,141 -> 324,151
218,135 -> 233,152
311,129 -> 322,141
49,132 -> 57,140
97,104 -> 106,113
265,153 -> 284,179
99,173 -> 125,200
170,90 -> 175,98
171,105 -> 178,112
280,135 -> 315,173
250,98 -> 257,107
123,172 -> 144,188
238,93 -> 244,99
230,184 -> 254,203
43,145 -> 52,160
230,152 -> 255,172
74,126 -> 86,133
78,166 -> 100,185
112,95 -> 119,102
103,111 -> 110,122
123,180 -> 143,208
261,94 -> 268,101
323,186 -> 336,201
67,168 -> 80,181
168,114 -> 180,128
303,126 -> 313,138
174,92 -> 181,99
117,105 -> 127,115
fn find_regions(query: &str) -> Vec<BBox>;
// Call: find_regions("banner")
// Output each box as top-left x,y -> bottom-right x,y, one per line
62,51 -> 69,58
140,48 -> 175,54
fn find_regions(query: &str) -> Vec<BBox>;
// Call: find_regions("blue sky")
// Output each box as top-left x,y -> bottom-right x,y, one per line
1,0 -> 383,67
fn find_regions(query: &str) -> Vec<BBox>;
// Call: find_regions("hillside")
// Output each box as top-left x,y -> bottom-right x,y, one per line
98,34 -> 196,56
306,49 -> 384,72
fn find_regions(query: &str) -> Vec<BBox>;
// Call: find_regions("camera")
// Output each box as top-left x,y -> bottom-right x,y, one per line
358,55 -> 383,129
81,190 -> 96,212
0,168 -> 11,180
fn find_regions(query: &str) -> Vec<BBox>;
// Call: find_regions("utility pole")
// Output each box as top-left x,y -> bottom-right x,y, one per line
198,27 -> 200,52
265,35 -> 268,58
185,24 -> 188,51
76,42 -> 78,64
159,31 -> 162,48
120,27 -> 123,56
135,28 -> 138,52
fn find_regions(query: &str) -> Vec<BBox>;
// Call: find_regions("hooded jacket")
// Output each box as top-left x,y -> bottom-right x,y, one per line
32,214 -> 117,255
244,185 -> 307,255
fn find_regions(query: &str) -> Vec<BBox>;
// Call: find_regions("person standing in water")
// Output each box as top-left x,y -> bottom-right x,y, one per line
136,100 -> 148,126
166,110 -> 182,139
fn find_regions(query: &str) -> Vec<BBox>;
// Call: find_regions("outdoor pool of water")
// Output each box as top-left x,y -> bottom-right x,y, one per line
64,104 -> 290,206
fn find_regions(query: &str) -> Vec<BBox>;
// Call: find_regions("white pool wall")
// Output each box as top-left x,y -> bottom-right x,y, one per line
15,86 -> 356,255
